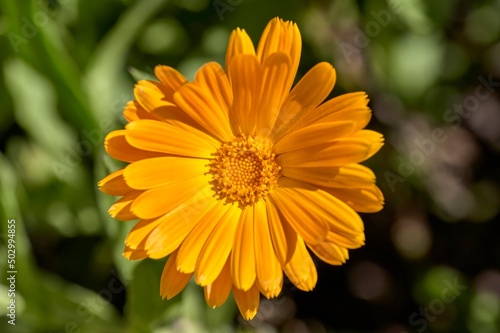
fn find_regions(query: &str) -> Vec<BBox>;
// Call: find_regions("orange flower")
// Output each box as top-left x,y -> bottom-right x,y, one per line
99,17 -> 384,320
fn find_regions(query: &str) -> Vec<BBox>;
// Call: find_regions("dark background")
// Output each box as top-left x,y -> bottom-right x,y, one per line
1,0 -> 499,332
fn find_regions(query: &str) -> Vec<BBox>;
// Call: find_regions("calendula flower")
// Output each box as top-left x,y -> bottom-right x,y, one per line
98,17 -> 384,320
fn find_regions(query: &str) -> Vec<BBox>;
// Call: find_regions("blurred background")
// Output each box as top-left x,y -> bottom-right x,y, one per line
1,0 -> 500,332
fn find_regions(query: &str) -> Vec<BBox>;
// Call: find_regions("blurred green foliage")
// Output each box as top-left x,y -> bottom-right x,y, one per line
0,0 -> 499,332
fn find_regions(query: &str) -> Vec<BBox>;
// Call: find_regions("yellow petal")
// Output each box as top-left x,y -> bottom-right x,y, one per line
154,65 -> 187,101
307,241 -> 349,266
351,130 -> 384,159
98,169 -> 133,196
123,100 -> 157,122
196,204 -> 241,286
131,175 -> 210,220
133,82 -> 195,126
273,121 -> 354,154
274,177 -> 364,239
256,52 -> 291,138
271,62 -> 336,141
174,67 -> 233,141
254,200 -> 282,298
232,283 -> 260,320
176,200 -> 232,273
283,237 -> 317,292
124,156 -> 208,190
228,54 -> 260,135
298,92 -> 370,127
230,205 -> 256,291
194,61 -> 233,119
326,231 -> 365,250
226,28 -> 255,76
108,191 -> 142,221
105,130 -> 165,163
160,250 -> 192,300
326,184 -> 384,213
256,17 -> 301,90
270,180 -> 330,245
265,197 -> 297,265
281,164 -> 375,189
123,101 -> 140,122
276,137 -> 371,168
125,120 -> 219,158
134,80 -> 167,112
315,108 -> 372,133
145,187 -> 218,259
125,217 -> 164,250
204,258 -> 232,308
123,244 -> 148,260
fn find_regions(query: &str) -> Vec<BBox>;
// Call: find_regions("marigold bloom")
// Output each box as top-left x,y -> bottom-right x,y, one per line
99,17 -> 384,320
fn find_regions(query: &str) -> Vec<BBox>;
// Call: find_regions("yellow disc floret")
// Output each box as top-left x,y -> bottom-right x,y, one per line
210,135 -> 281,206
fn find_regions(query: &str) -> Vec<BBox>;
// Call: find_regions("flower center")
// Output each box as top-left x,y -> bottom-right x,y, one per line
209,135 -> 281,206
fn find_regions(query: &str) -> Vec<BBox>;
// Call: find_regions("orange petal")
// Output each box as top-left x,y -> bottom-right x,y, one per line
194,61 -> 233,120
271,62 -> 336,141
108,191 -> 142,221
125,217 -> 164,250
123,244 -> 148,260
105,130 -> 165,163
256,17 -> 301,90
232,283 -> 260,320
270,180 -> 330,245
283,237 -> 317,292
204,258 -> 232,308
160,250 -> 192,300
134,79 -> 201,129
125,120 -> 219,158
281,164 -> 375,189
254,200 -> 282,298
276,137 -> 371,168
134,80 -> 167,112
131,174 -> 210,219
176,200 -> 233,274
350,130 -> 384,159
273,121 -> 353,154
326,184 -> 384,213
174,65 -> 233,141
298,92 -> 370,127
315,108 -> 372,133
154,65 -> 187,102
273,177 -> 364,240
228,54 -> 260,135
123,156 -> 208,190
123,100 -> 157,122
326,230 -> 365,249
145,187 -> 218,259
256,52 -> 291,138
230,205 -> 256,291
266,197 -> 297,265
226,28 -> 255,76
196,204 -> 242,286
308,241 -> 349,266
98,169 -> 133,196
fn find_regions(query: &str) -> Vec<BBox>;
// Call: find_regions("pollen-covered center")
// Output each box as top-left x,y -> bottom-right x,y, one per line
210,135 -> 281,206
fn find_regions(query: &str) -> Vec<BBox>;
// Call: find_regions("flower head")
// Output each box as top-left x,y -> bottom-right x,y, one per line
99,17 -> 384,320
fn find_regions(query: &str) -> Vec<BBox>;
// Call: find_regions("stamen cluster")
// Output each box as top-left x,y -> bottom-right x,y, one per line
210,135 -> 281,206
